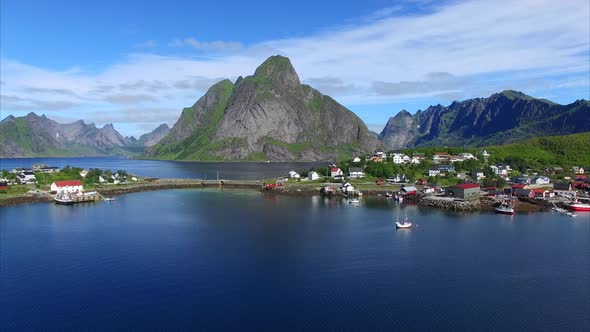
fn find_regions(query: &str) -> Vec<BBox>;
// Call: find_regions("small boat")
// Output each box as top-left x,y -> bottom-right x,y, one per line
566,212 -> 577,218
349,199 -> 360,204
104,197 -> 116,201
495,200 -> 515,215
395,217 -> 412,229
566,200 -> 590,211
385,192 -> 393,198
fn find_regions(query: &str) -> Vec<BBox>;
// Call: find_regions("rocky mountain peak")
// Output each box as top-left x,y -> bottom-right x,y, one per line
253,55 -> 301,89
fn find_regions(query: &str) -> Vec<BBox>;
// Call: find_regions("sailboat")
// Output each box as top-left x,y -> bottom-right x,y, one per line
395,216 -> 412,229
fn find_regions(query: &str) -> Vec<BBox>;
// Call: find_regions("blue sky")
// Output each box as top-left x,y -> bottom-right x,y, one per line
1,0 -> 589,136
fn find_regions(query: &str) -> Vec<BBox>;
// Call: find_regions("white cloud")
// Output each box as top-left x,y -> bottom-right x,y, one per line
169,37 -> 244,52
1,0 -> 588,135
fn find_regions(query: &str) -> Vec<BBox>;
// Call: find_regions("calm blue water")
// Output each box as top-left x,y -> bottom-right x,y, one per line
0,157 -> 323,180
1,190 -> 589,330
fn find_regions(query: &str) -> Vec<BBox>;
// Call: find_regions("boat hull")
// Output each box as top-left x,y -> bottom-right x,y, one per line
494,208 -> 515,215
567,204 -> 590,211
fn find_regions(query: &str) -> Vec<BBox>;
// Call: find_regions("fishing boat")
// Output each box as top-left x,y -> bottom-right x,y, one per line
566,199 -> 590,211
495,199 -> 515,215
395,216 -> 412,229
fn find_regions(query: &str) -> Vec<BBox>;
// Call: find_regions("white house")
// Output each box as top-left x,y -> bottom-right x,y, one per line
50,180 -> 83,194
308,171 -> 320,181
392,153 -> 404,164
572,166 -> 585,174
410,157 -> 421,164
428,168 -> 441,177
482,150 -> 491,157
470,169 -> 485,180
352,157 -> 361,163
288,171 -> 301,179
79,170 -> 88,178
131,177 -> 138,181
18,171 -> 36,184
348,167 -> 365,179
459,153 -> 476,160
99,176 -> 107,183
330,167 -> 343,177
402,155 -> 411,163
532,176 -> 551,185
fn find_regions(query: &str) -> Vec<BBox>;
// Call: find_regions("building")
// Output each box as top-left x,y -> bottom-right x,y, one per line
438,165 -> 456,173
348,167 -> 365,179
448,183 -> 480,200
330,167 -> 343,177
482,150 -> 490,158
401,186 -> 418,196
308,171 -> 320,181
288,171 -> 300,179
412,152 -> 426,159
511,176 -> 532,185
532,176 -> 551,185
352,157 -> 361,163
572,166 -> 585,174
433,152 -> 450,163
392,154 -> 404,164
428,168 -> 441,177
514,188 -> 535,199
409,157 -> 421,164
553,182 -> 576,198
17,171 -> 36,184
470,169 -> 485,180
50,180 -> 83,194
532,189 -> 553,199
459,153 -> 476,160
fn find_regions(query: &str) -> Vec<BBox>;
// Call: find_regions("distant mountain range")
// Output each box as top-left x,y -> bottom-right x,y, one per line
1,56 -> 588,160
379,90 -> 590,149
0,113 -> 168,158
145,55 -> 378,161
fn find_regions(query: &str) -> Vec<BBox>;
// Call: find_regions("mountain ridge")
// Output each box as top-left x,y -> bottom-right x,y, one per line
379,90 -> 590,149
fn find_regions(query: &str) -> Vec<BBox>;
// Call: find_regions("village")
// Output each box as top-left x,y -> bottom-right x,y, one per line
276,150 -> 590,213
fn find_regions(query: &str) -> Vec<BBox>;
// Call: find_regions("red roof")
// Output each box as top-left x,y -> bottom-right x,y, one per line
54,180 -> 82,187
330,167 -> 341,172
532,189 -> 547,194
455,183 -> 480,189
512,184 -> 526,189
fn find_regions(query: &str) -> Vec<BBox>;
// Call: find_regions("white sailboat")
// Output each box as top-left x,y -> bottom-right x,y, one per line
395,216 -> 412,229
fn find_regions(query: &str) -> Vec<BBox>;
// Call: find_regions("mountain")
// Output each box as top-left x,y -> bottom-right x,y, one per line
146,55 -> 378,161
0,113 -> 142,158
138,123 -> 170,147
379,91 -> 590,149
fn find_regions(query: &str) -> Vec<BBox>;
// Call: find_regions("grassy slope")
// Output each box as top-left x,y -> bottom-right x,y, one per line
149,80 -> 235,160
484,132 -> 590,166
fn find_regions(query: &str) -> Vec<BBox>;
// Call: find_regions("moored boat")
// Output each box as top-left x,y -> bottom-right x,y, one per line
495,200 -> 515,215
566,200 -> 590,211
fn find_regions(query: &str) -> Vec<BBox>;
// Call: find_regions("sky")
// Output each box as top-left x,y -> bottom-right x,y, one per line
1,0 -> 589,137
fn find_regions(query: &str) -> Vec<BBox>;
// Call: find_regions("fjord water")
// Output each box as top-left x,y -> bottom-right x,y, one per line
1,190 -> 589,330
0,157 -> 323,180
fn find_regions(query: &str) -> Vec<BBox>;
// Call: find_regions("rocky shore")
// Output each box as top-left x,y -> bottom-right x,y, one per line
418,195 -> 550,213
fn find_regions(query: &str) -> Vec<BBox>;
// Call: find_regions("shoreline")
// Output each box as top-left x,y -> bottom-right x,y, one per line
1,179 -> 552,213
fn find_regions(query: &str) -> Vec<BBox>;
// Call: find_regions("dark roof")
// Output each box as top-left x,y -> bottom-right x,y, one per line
514,188 -> 532,196
349,167 -> 363,172
553,183 -> 572,190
